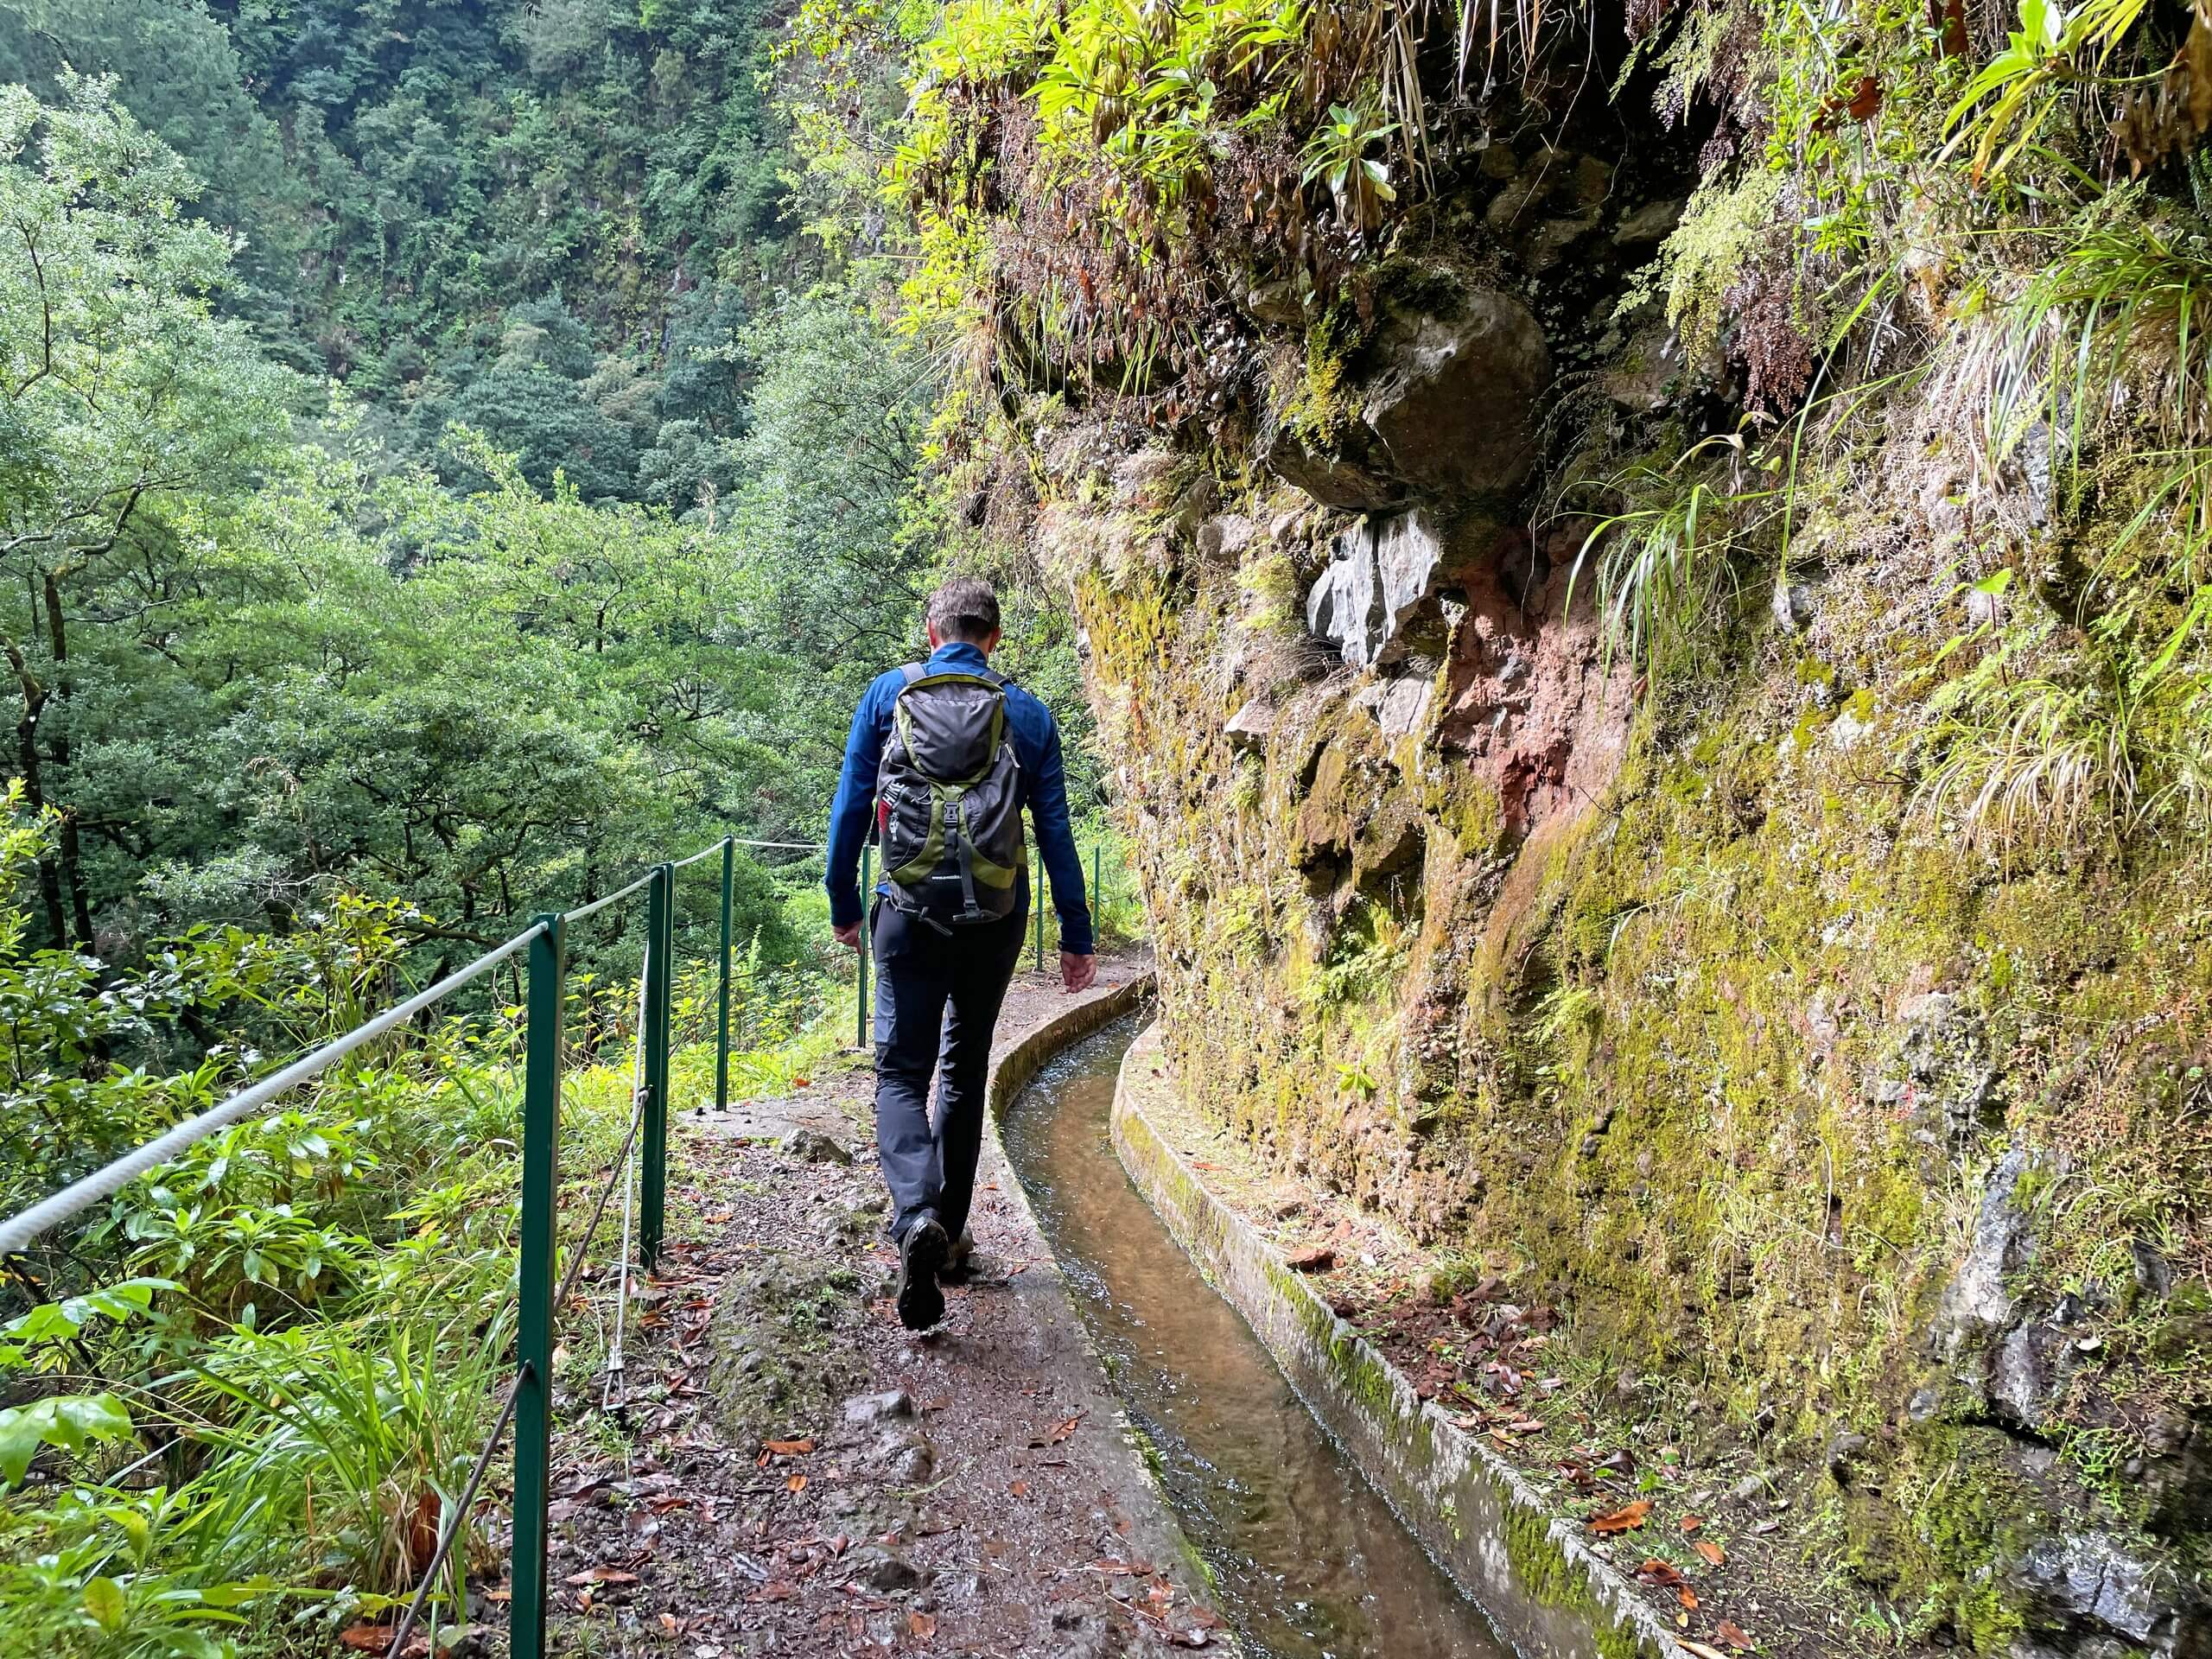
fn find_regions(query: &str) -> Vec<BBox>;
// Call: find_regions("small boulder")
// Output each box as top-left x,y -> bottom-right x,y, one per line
1306,527 -> 1386,667
1826,1430 -> 1872,1482
1266,424 -> 1404,512
2007,1532 -> 2186,1649
1224,699 -> 1276,753
1195,513 -> 1255,562
1378,677 -> 1432,740
1363,294 -> 1548,505
1306,511 -> 1449,670
1929,1145 -> 2037,1365
1612,199 -> 1685,247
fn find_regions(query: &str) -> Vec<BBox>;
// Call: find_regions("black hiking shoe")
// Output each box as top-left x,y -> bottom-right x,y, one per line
894,1218 -> 950,1331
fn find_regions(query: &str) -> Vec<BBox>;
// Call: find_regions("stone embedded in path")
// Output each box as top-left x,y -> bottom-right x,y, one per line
855,1544 -> 922,1592
842,1389 -> 915,1426
779,1127 -> 854,1165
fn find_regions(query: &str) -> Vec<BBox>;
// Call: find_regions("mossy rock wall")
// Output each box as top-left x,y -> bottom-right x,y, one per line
1048,422 -> 2212,1652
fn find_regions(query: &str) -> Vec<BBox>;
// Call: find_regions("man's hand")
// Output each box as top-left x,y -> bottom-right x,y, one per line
1060,951 -> 1097,993
834,921 -> 861,951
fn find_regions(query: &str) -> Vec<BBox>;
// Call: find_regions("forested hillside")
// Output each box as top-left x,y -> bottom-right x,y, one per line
0,0 -> 1108,965
0,2 -> 1103,1648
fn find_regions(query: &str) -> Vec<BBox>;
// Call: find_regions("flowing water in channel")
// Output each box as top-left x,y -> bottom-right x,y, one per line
997,1017 -> 1509,1659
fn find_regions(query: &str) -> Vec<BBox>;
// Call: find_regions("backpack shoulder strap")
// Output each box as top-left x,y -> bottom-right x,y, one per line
899,663 -> 928,685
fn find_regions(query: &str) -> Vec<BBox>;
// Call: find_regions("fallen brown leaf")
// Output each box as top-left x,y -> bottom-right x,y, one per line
764,1437 -> 815,1457
1716,1618 -> 1753,1650
1694,1539 -> 1726,1567
563,1567 -> 640,1586
1679,1513 -> 1704,1533
1591,1499 -> 1653,1535
1285,1247 -> 1336,1273
338,1625 -> 395,1653
785,1473 -> 807,1494
906,1611 -> 937,1638
1677,1586 -> 1699,1611
1009,1479 -> 1030,1498
1676,1643 -> 1730,1659
1637,1560 -> 1686,1587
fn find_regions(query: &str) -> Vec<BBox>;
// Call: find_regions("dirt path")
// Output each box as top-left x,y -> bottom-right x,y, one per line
539,954 -> 1221,1658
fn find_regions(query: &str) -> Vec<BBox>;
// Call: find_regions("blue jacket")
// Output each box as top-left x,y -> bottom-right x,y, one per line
825,641 -> 1094,955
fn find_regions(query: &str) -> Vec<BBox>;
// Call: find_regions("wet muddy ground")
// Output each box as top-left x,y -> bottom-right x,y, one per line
537,955 -> 1223,1658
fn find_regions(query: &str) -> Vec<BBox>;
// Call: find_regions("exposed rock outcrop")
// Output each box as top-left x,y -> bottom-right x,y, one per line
1267,285 -> 1548,514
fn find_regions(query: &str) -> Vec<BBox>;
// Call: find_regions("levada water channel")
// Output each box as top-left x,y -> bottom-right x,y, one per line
998,1015 -> 1509,1659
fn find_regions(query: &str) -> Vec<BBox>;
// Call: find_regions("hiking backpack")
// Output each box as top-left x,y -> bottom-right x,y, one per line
874,663 -> 1026,926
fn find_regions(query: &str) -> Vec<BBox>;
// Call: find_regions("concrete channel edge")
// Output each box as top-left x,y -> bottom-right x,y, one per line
985,969 -> 1157,1119
1111,1019 -> 1681,1659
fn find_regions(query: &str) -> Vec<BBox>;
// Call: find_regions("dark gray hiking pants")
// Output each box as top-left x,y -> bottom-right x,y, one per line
871,898 -> 1027,1245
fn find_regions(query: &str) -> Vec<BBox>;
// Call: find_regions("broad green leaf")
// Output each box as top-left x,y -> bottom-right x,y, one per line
82,1575 -> 126,1630
0,1392 -> 136,1484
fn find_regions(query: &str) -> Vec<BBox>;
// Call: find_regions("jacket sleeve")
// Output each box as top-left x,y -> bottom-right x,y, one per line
1026,709 -> 1095,956
823,681 -> 887,929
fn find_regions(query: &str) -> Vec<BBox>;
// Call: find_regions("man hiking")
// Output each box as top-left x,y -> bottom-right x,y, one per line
825,577 -> 1096,1331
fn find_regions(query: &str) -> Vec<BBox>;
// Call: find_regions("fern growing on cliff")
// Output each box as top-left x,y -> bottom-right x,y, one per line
1563,433 -> 1779,679
1918,609 -> 2212,855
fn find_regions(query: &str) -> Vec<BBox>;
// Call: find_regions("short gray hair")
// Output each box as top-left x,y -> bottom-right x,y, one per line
926,577 -> 1001,645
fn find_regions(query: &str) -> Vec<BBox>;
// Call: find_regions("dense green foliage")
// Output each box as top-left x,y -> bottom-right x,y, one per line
0,789 -> 827,1656
0,0 -> 790,503
0,66 -> 943,969
0,0 -> 1131,1642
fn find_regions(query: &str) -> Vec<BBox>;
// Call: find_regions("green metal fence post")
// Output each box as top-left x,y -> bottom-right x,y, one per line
1091,841 -> 1103,925
642,864 -> 671,1270
714,837 -> 733,1116
1033,849 -> 1046,976
855,842 -> 871,1052
512,914 -> 564,1659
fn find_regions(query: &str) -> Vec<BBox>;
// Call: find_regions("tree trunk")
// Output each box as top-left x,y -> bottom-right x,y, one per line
41,570 -> 92,949
2,635 -> 65,946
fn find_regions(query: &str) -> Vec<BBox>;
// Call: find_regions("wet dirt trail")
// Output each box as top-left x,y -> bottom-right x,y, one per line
539,958 -> 1223,1659
998,1017 -> 1510,1659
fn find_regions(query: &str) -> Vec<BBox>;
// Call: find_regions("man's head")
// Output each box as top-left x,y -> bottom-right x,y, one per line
924,576 -> 1002,653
